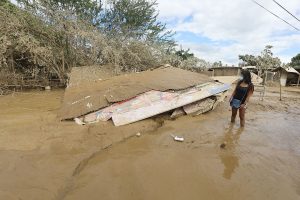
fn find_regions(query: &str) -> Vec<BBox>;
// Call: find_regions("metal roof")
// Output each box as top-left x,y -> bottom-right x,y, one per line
285,67 -> 300,74
272,66 -> 300,75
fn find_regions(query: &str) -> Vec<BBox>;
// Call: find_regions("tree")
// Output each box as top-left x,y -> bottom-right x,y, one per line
175,48 -> 194,60
4,0 -> 213,85
17,0 -> 176,49
239,45 -> 281,74
212,61 -> 222,68
258,45 -> 281,70
290,53 -> 300,67
102,0 -> 175,46
0,0 -> 69,82
17,0 -> 102,25
238,54 -> 258,66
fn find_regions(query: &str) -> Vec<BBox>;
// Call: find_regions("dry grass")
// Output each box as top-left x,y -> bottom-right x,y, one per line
0,2 -> 210,89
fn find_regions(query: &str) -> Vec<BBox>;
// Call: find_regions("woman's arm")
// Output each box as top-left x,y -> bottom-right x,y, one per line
243,92 -> 253,105
229,84 -> 238,102
241,84 -> 254,107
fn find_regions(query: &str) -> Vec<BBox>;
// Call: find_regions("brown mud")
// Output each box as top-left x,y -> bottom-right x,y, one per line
59,66 -> 212,120
0,87 -> 300,200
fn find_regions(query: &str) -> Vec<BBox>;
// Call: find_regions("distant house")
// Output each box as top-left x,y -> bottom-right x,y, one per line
272,66 -> 300,86
208,66 -> 241,76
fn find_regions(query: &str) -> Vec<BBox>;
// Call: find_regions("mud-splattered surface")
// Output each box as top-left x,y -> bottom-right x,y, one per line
59,66 -> 212,120
0,87 -> 299,200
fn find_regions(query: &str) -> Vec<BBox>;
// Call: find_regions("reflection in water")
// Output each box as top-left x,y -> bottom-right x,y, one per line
220,124 -> 244,180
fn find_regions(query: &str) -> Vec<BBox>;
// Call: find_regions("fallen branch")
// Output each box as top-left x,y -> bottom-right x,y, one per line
0,86 -> 10,96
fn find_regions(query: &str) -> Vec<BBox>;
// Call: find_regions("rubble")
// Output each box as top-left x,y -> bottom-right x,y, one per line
59,66 -> 230,126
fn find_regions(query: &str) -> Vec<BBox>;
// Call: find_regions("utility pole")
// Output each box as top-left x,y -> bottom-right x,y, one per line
279,70 -> 282,101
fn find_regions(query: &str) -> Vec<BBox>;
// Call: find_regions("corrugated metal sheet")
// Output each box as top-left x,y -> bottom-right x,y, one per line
285,67 -> 300,75
58,66 -> 213,120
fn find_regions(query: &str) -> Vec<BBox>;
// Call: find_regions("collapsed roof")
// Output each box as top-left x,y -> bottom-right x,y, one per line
58,66 -> 213,120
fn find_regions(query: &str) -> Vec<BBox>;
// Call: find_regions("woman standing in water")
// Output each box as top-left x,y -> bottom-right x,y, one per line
229,70 -> 254,127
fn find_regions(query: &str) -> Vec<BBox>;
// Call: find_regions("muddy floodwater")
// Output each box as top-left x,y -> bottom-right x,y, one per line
0,88 -> 300,200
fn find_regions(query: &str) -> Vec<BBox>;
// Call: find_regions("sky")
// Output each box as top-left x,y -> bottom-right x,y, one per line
156,0 -> 300,65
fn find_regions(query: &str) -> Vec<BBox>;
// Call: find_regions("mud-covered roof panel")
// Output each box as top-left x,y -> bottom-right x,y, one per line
58,66 -> 213,120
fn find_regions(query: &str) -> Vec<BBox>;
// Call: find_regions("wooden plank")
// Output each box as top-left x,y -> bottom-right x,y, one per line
82,89 -> 180,123
83,99 -> 131,123
183,98 -> 215,115
112,82 -> 230,126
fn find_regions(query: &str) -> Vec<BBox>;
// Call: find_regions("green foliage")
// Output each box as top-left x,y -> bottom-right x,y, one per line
1,0 -> 16,9
0,0 -> 76,83
175,49 -> 194,60
212,61 -> 222,68
18,0 -> 102,24
238,54 -> 258,66
17,0 -> 175,47
290,53 -> 300,67
102,0 -> 174,46
1,0 -> 206,87
258,45 -> 281,70
239,45 -> 281,71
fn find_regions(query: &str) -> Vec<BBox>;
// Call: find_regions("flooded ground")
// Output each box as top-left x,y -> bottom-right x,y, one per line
0,87 -> 300,200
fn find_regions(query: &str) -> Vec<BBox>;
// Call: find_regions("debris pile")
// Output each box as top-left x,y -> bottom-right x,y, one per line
59,66 -> 230,126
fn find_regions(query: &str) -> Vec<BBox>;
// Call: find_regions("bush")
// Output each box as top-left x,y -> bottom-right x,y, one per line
1,0 -> 210,88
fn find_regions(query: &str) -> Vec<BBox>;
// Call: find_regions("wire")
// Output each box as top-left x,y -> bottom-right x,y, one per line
251,0 -> 300,31
272,0 -> 300,23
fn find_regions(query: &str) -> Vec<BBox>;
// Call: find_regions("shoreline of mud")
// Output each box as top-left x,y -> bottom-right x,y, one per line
0,86 -> 299,200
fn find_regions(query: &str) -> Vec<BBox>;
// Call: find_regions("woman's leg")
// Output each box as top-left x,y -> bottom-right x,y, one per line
239,107 -> 246,127
231,108 -> 238,123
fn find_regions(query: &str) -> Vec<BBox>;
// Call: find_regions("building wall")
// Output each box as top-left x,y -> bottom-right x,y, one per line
280,71 -> 288,86
287,73 -> 300,85
199,71 -> 213,77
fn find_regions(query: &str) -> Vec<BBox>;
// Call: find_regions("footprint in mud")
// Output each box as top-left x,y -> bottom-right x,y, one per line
249,118 -> 255,122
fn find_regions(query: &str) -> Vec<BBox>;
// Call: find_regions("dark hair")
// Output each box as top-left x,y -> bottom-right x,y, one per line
238,69 -> 254,93
241,69 -> 252,84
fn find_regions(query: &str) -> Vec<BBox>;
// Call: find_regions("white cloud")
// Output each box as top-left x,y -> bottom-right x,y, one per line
9,0 -> 18,5
157,0 -> 300,64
